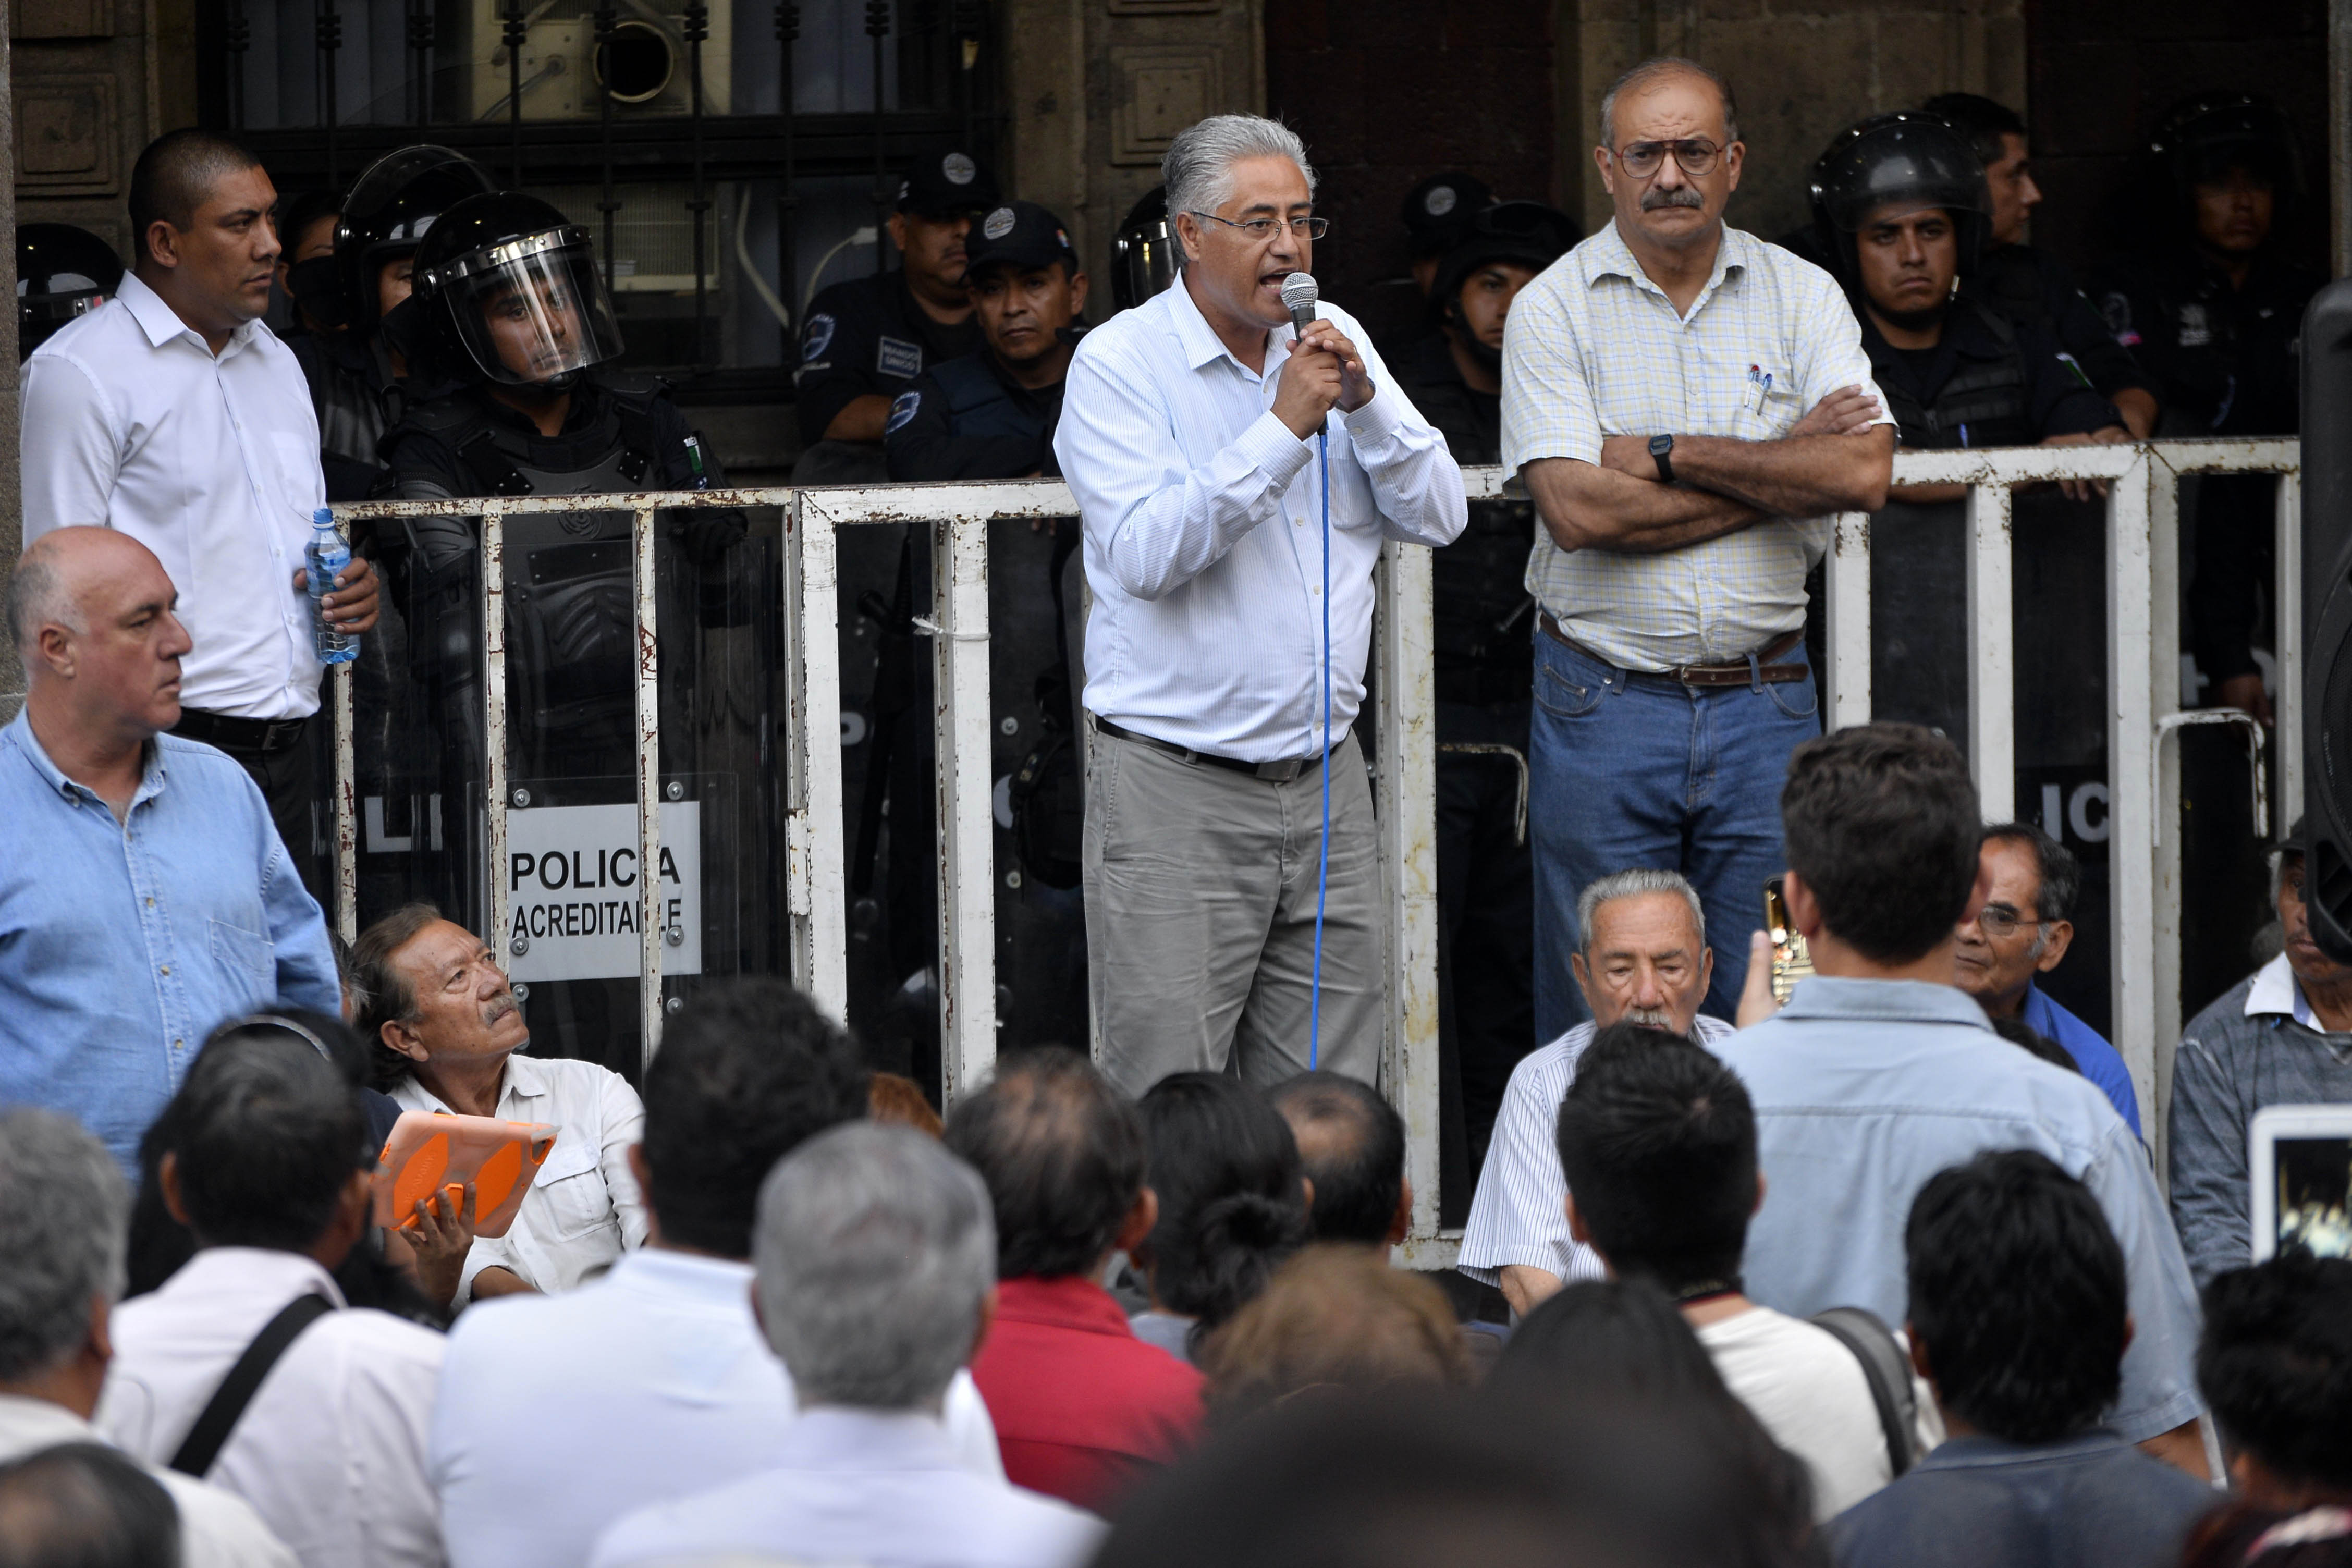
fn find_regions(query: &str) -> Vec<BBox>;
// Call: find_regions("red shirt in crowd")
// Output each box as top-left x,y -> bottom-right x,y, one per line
969,1273 -> 1205,1512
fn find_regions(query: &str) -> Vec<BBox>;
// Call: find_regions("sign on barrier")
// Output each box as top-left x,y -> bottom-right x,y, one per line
505,802 -> 701,983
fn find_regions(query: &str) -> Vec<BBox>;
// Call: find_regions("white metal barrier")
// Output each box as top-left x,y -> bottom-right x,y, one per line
332,435 -> 2298,1266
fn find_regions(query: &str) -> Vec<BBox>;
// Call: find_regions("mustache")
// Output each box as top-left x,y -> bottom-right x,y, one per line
1622,1006 -> 1676,1030
1641,187 -> 1706,212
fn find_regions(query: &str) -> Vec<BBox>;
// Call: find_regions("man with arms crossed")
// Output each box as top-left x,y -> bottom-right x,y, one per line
1502,57 -> 1893,1033
1457,868 -> 1733,1317
1057,114 -> 1465,1091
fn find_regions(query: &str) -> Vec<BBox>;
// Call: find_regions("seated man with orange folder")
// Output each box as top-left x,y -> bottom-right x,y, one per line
354,904 -> 647,1306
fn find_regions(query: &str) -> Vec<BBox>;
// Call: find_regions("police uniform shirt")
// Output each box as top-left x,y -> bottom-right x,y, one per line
1858,296 -> 2121,451
796,268 -> 986,447
1968,243 -> 2153,405
884,349 -> 1067,482
2091,248 -> 2320,437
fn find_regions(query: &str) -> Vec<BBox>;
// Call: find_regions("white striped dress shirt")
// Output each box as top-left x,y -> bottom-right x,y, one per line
1458,1012 -> 1740,1291
1498,221 -> 1890,673
1056,276 -> 1466,763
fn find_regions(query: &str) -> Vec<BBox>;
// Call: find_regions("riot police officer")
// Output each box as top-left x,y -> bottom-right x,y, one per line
2091,94 -> 2322,725
1109,186 -> 1179,314
371,191 -> 745,1071
795,146 -> 1000,482
284,147 -> 496,498
1922,92 -> 2160,439
1391,200 -> 1576,1207
1811,113 -> 2127,742
1400,170 -> 1495,300
17,223 -> 121,360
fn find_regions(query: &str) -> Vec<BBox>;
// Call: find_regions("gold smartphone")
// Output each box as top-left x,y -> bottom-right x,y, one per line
1763,877 -> 1814,1005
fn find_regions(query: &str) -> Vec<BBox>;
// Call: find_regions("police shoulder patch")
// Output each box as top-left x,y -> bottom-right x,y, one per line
876,336 -> 924,379
802,312 -> 836,361
886,390 -> 922,434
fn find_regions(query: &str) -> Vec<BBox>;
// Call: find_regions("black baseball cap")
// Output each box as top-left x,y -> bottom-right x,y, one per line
1402,171 -> 1496,258
898,146 -> 1001,217
964,201 -> 1079,275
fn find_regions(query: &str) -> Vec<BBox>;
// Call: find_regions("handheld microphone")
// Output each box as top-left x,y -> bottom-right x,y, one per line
1281,272 -> 1319,342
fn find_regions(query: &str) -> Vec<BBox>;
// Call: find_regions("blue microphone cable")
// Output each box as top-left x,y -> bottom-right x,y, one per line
1309,425 -> 1332,1069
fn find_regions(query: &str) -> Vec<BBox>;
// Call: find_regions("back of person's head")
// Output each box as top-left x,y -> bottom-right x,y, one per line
1267,1072 -> 1404,1245
1199,1244 -> 1470,1425
128,129 -> 263,261
2199,1253 -> 2352,1498
753,1122 -> 994,1411
1137,1073 -> 1311,1336
169,1032 -> 366,1252
1922,90 -> 2027,166
1906,1148 -> 2125,1442
0,1443 -> 179,1568
1988,1013 -> 2082,1075
1553,1024 -> 1755,1294
0,1111 -> 129,1384
1098,1384 -> 1826,1568
943,1047 -> 1146,1279
868,1071 -> 944,1137
641,979 -> 870,1259
1782,724 -> 1983,963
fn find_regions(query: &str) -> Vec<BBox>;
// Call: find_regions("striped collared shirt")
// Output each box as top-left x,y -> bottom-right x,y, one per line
1457,1012 -> 1739,1293
1499,220 -> 1890,672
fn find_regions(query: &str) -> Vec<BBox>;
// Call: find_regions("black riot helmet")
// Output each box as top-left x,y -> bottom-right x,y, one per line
409,191 -> 626,389
2149,92 -> 2305,212
1112,186 -> 1179,312
334,146 -> 497,338
18,223 -> 123,359
1808,112 -> 1991,289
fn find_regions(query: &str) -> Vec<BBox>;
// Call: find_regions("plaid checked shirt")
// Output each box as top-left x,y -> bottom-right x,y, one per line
1500,219 -> 1890,672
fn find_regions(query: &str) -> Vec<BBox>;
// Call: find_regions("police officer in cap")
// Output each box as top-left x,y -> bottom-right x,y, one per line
2092,93 -> 2322,726
1400,170 -> 1495,300
795,146 -> 1000,481
288,147 -> 496,498
1922,92 -> 2160,440
1390,199 -> 1576,1199
1811,113 -> 2127,739
17,223 -> 122,360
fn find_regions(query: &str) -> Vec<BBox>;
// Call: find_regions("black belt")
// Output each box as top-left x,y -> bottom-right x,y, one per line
1094,718 -> 1339,784
172,708 -> 311,752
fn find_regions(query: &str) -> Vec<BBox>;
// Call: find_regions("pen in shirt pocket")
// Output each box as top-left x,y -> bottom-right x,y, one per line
1747,364 -> 1775,413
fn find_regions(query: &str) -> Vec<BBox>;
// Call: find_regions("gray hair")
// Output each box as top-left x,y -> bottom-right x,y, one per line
1598,57 -> 1740,148
0,1110 -> 130,1383
754,1122 -> 996,1412
6,537 -> 85,656
1163,114 -> 1318,232
1577,868 -> 1707,958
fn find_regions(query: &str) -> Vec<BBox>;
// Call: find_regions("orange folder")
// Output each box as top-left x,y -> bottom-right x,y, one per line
373,1111 -> 557,1240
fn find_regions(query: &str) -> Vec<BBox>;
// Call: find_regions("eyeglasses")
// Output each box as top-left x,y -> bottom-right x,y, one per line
1187,211 -> 1330,242
1973,903 -> 2045,940
1612,138 -> 1724,179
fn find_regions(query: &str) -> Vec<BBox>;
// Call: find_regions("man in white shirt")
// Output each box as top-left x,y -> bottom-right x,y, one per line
1551,1024 -> 1930,1521
432,979 -> 1004,1568
95,1033 -> 446,1568
352,904 -> 647,1305
1459,868 -> 1734,1317
0,1108 -> 296,1568
1055,113 -> 1466,1093
590,1122 -> 1102,1568
21,129 -> 381,901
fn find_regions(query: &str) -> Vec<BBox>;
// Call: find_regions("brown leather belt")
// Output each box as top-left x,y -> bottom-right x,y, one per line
1539,613 -> 1807,687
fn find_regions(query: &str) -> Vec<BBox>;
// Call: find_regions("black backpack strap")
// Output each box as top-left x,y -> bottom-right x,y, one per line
168,1293 -> 335,1477
1809,1305 -> 1920,1479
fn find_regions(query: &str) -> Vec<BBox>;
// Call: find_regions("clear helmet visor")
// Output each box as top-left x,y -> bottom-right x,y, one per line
441,234 -> 625,386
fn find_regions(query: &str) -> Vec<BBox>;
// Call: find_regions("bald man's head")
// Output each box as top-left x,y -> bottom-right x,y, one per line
13,529 -> 190,741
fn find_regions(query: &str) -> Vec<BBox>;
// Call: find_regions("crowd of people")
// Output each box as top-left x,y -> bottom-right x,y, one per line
2,39 -> 2349,1568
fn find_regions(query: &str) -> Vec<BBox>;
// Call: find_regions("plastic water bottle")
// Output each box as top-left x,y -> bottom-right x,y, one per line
306,508 -> 359,666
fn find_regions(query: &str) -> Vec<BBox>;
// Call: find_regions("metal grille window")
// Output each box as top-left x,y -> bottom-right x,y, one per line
201,0 -> 998,383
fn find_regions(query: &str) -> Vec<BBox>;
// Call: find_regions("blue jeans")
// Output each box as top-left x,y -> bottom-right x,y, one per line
1529,628 -> 1821,1033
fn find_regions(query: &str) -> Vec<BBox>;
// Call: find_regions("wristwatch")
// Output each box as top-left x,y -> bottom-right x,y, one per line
1648,433 -> 1676,485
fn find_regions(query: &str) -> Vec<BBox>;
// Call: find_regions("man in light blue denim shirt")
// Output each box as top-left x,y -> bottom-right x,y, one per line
1718,724 -> 2208,1472
0,528 -> 337,1171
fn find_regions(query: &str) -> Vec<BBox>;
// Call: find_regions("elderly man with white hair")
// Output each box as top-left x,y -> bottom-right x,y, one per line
0,1108 -> 296,1568
1056,112 -> 1467,1095
587,1123 -> 1103,1568
1456,867 -> 1735,1317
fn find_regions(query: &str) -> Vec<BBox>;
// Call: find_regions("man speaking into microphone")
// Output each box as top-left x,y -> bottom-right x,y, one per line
1057,113 -> 1466,1094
